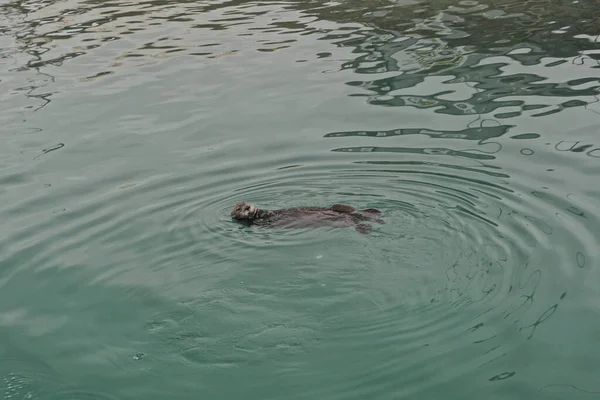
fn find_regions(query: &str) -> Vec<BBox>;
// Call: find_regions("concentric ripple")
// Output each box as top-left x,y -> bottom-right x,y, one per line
1,0 -> 599,398
1,132 -> 598,397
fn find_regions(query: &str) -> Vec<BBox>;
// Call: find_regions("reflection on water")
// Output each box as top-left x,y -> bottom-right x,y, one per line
1,0 -> 599,124
0,0 -> 599,399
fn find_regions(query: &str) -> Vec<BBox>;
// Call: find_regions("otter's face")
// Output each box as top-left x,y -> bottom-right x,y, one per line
231,202 -> 259,221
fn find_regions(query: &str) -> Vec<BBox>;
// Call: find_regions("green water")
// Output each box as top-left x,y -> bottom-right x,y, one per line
1,0 -> 600,398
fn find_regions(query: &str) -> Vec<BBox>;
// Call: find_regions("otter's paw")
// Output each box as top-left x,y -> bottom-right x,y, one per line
355,223 -> 372,234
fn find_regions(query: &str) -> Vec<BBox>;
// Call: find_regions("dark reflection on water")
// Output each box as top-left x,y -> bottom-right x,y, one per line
310,0 -> 600,119
556,140 -> 600,158
2,0 -> 600,118
0,0 -> 599,399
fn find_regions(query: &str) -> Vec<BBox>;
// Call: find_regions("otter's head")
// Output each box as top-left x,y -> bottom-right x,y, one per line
231,202 -> 259,221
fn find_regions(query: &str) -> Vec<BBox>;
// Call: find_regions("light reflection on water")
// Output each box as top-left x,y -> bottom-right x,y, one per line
0,0 -> 599,399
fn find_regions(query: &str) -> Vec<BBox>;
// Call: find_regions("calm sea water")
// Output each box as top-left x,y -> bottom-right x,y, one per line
1,0 -> 600,398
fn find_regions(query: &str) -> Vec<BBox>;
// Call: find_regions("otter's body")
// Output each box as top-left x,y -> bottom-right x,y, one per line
230,202 -> 384,234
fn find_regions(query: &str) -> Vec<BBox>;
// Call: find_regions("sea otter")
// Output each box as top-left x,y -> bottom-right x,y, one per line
230,202 -> 384,234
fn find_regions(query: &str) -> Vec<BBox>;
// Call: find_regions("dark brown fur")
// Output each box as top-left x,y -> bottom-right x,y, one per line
230,202 -> 384,234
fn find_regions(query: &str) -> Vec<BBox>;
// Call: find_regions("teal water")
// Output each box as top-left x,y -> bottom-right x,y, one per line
1,0 -> 600,398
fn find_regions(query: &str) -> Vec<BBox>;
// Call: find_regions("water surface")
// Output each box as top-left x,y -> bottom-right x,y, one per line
1,0 -> 600,398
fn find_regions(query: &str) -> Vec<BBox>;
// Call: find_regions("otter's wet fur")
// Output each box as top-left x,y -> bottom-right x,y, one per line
230,202 -> 384,234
